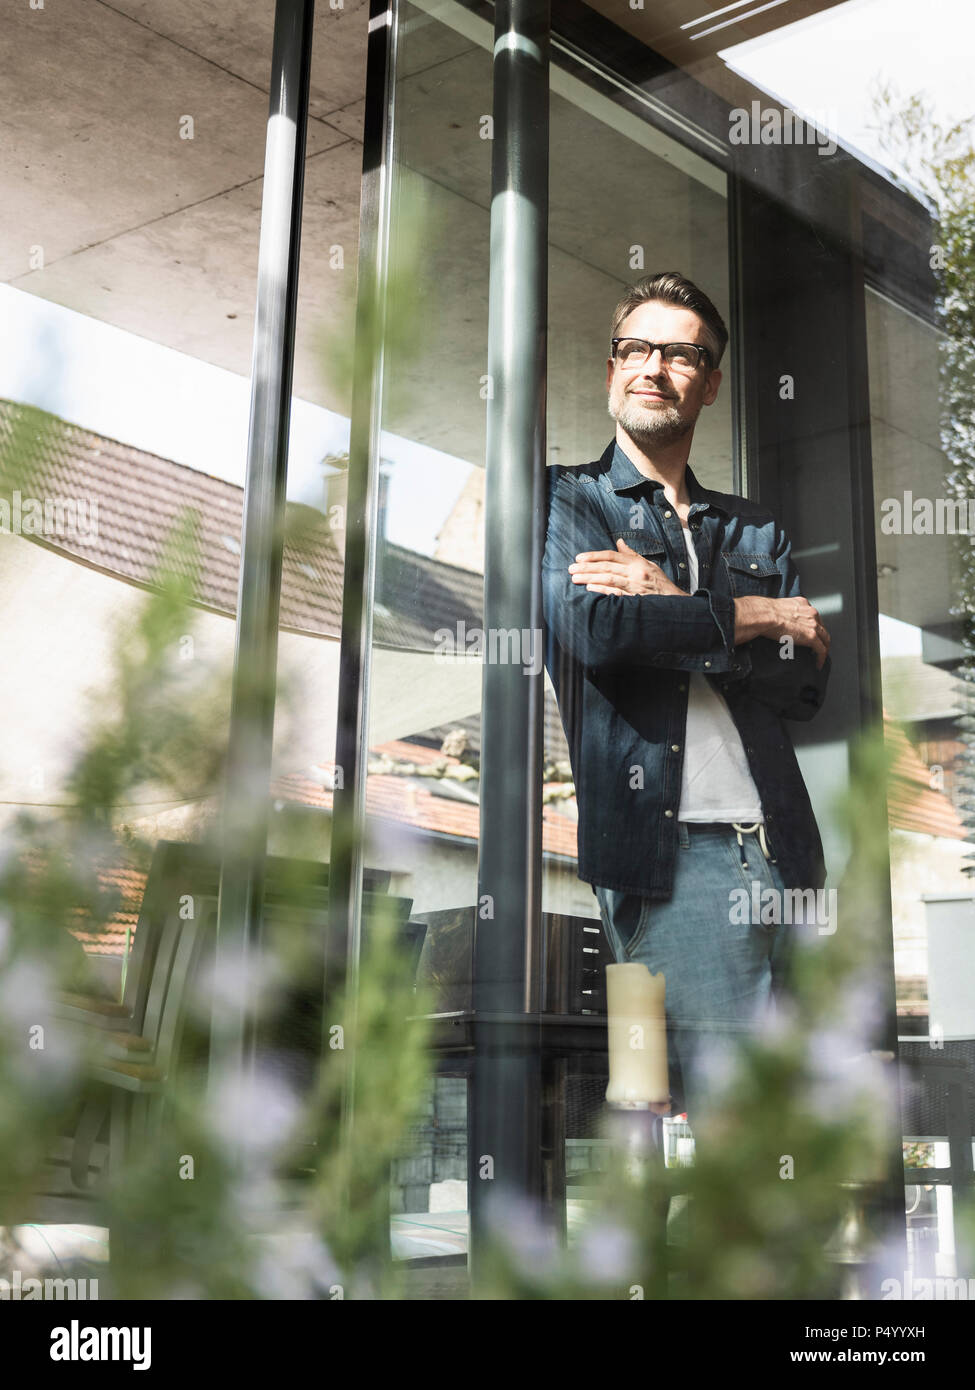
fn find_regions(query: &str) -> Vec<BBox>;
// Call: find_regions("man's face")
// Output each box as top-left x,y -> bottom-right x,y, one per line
606,301 -> 722,448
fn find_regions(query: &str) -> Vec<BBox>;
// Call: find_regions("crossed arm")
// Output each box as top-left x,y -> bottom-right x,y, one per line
569,537 -> 831,669
542,473 -> 831,718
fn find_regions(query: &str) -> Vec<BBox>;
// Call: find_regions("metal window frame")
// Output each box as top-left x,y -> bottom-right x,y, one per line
212,0 -> 316,1094
334,0 -> 925,1274
330,0 -> 400,1142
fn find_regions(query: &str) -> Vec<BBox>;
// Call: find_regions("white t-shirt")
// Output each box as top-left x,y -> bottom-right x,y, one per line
678,525 -> 763,823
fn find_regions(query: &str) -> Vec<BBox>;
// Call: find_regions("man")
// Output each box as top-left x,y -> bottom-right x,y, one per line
542,271 -> 831,1120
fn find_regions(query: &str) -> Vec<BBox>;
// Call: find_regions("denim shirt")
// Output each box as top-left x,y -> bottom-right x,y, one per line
542,439 -> 830,899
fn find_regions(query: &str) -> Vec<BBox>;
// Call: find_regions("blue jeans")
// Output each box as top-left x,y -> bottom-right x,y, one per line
594,822 -> 796,1121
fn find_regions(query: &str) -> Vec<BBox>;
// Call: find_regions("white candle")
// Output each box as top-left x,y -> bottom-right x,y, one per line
605,962 -> 669,1106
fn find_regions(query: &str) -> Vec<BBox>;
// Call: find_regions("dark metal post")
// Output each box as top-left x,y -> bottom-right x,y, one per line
211,0 -> 315,1085
469,0 -> 551,1277
731,151 -> 908,1264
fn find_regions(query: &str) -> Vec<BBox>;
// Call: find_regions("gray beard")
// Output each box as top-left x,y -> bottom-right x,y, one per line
609,395 -> 692,447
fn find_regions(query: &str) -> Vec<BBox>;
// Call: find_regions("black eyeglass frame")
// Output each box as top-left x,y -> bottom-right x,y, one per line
610,337 -> 712,371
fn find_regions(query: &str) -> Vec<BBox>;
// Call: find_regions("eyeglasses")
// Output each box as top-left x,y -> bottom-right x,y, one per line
611,338 -> 711,372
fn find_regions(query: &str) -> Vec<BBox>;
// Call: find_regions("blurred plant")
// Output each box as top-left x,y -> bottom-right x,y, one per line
869,81 -> 975,871
469,731 -> 908,1301
867,79 -> 975,1282
903,1141 -> 934,1170
316,180 -> 437,428
0,401 -> 433,1298
308,902 -> 433,1297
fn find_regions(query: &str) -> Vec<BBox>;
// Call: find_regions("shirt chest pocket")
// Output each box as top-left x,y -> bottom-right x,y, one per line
722,549 -> 779,597
610,529 -> 700,592
610,531 -> 667,561
611,525 -> 664,553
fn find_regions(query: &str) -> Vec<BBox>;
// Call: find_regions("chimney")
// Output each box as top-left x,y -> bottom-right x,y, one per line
322,452 -> 349,560
376,461 -> 393,605
321,456 -> 392,593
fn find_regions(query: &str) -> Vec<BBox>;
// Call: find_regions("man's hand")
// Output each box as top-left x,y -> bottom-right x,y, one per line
568,539 -> 688,597
734,595 -> 831,669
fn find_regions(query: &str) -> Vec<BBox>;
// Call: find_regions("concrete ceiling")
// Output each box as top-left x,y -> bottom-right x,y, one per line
2,0 -> 739,489
384,1 -> 733,483
2,0 -> 371,417
3,0 -> 930,569
584,0 -> 849,71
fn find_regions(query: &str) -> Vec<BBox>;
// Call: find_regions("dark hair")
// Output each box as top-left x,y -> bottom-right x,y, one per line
611,272 -> 729,367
